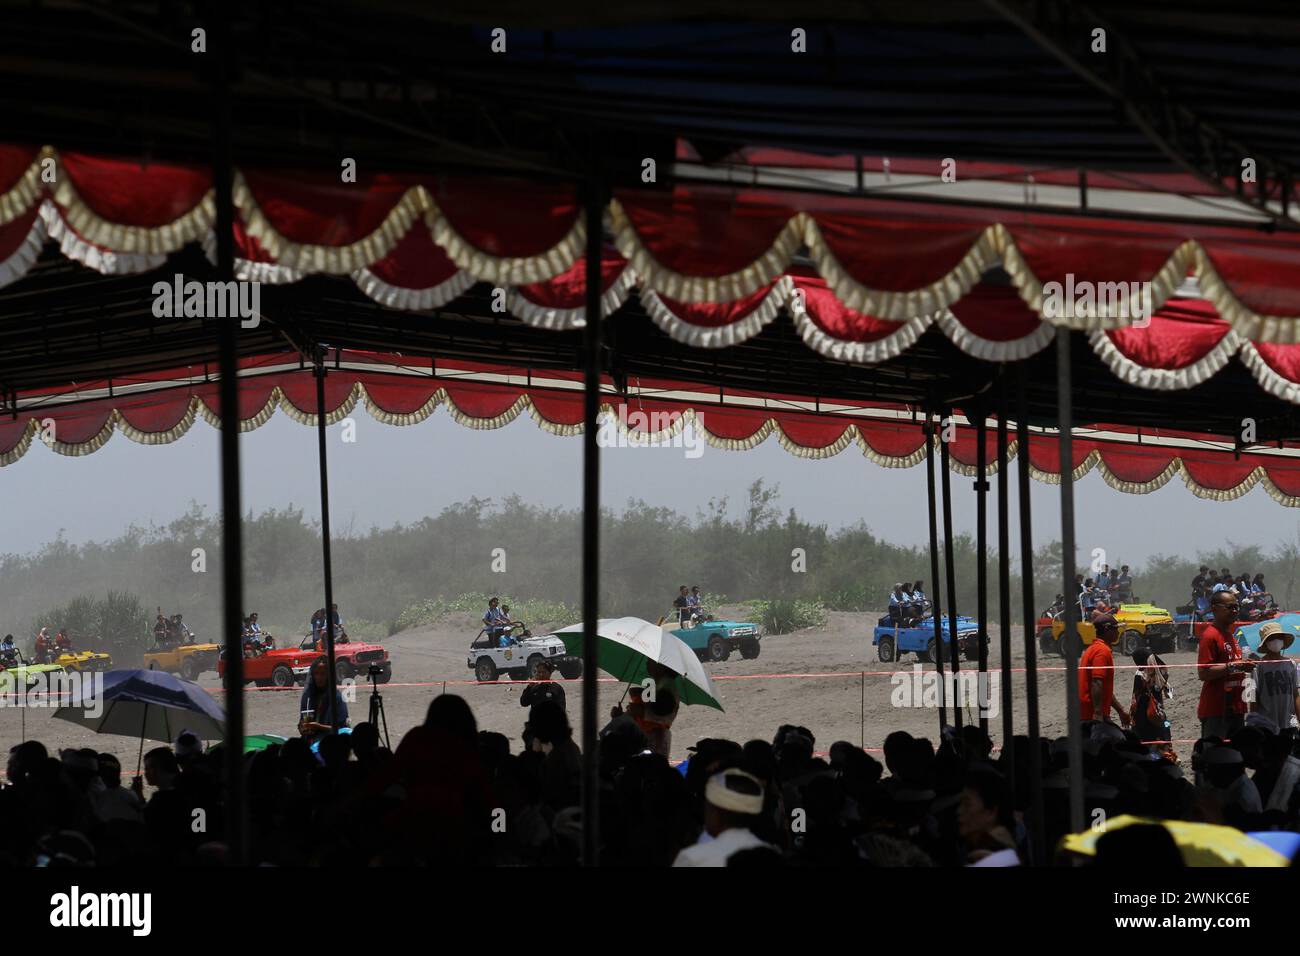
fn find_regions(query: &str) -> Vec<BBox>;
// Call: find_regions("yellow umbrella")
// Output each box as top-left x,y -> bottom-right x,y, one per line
1060,815 -> 1289,867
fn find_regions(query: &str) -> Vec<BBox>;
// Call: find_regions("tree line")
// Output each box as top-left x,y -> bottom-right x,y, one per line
3,480 -> 1298,652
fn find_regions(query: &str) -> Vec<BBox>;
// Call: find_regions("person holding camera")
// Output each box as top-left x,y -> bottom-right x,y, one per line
520,658 -> 566,712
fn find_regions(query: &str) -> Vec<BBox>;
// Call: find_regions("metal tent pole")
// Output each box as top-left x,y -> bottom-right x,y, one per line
924,409 -> 948,733
975,402 -> 989,737
996,376 -> 1015,783
314,349 -> 339,731
210,7 -> 246,865
940,418 -> 963,732
580,176 -> 604,867
1056,327 -> 1085,833
1016,365 -> 1046,865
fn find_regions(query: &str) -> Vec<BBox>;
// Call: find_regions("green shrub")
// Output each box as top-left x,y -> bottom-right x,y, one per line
743,598 -> 828,635
31,591 -> 148,662
392,593 -> 579,634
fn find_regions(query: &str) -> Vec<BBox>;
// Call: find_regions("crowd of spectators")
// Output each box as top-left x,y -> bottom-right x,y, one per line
6,689 -> 1299,866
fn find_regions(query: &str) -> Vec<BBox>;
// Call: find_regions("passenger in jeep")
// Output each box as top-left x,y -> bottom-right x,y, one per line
909,581 -> 928,619
170,614 -> 195,643
674,585 -> 692,625
1115,565 -> 1133,603
483,600 -> 512,647
688,586 -> 714,622
888,583 -> 909,625
898,583 -> 915,623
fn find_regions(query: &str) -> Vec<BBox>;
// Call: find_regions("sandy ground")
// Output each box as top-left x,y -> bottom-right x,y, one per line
0,607 -> 1208,771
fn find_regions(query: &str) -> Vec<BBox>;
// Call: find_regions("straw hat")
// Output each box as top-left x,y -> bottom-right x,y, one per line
1258,620 -> 1294,650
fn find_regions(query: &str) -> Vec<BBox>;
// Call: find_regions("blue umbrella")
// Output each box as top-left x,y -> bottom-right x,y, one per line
53,668 -> 226,773
1247,831 -> 1300,861
1235,613 -> 1300,655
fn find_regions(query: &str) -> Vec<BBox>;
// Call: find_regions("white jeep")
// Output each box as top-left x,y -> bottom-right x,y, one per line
467,622 -> 584,683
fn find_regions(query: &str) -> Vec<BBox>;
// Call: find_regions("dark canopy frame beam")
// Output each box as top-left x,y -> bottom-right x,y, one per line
985,0 -> 1297,228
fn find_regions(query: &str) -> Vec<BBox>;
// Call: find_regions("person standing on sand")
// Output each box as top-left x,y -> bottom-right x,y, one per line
1130,649 -> 1172,756
520,659 -> 566,712
1078,615 -> 1130,727
1249,621 -> 1299,731
1197,589 -> 1254,740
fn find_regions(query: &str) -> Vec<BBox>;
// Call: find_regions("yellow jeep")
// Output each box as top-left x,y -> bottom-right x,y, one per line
1049,604 -> 1177,656
53,649 -> 113,673
144,642 -> 220,681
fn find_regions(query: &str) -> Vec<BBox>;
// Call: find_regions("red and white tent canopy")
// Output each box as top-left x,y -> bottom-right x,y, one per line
6,143 -> 1300,501
7,348 -> 1300,506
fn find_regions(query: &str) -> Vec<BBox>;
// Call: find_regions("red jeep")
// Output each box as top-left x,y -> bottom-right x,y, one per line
218,634 -> 392,688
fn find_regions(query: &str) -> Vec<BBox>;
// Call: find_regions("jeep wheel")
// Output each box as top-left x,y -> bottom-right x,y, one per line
558,659 -> 584,680
525,655 -> 546,680
376,662 -> 392,684
271,665 -> 296,688
877,636 -> 895,663
1120,629 -> 1142,657
180,657 -> 200,681
707,635 -> 730,662
1037,627 -> 1056,657
740,639 -> 761,660
148,660 -> 160,671
926,638 -> 950,664
475,657 -> 499,683
335,660 -> 355,682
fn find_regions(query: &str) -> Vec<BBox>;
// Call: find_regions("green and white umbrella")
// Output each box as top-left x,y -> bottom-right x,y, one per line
555,616 -> 723,710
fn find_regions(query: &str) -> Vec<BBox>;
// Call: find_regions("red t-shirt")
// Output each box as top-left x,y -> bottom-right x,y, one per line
1078,639 -> 1114,720
1197,623 -> 1245,719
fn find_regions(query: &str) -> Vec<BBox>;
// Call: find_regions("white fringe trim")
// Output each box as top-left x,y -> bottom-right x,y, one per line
642,276 -> 790,347
789,290 -> 934,364
0,212 -> 45,289
40,201 -> 165,274
200,230 -> 305,284
507,265 -> 638,330
427,203 -> 585,286
608,198 -> 805,303
1238,343 -> 1300,405
938,309 -> 1056,361
0,146 -> 49,227
1088,327 -> 1242,390
353,266 -> 475,312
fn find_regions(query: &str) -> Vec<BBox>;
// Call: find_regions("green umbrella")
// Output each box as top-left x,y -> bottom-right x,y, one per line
555,617 -> 723,710
241,733 -> 288,753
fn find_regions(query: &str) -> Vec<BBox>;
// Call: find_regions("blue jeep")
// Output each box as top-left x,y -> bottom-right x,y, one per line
873,613 -> 980,663
660,609 -> 762,662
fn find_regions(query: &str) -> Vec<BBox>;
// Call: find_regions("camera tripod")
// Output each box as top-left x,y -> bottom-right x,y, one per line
367,666 -> 391,751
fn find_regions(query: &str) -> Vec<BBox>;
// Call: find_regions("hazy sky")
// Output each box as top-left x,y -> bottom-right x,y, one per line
1,406 -> 1293,568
